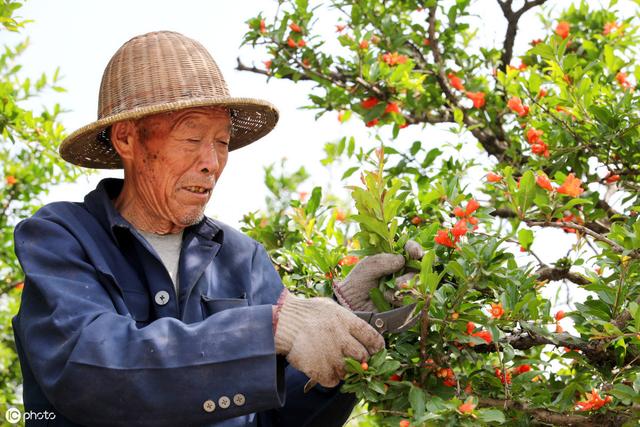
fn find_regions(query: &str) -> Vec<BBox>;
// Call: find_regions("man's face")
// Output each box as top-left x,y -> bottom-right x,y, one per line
125,107 -> 230,231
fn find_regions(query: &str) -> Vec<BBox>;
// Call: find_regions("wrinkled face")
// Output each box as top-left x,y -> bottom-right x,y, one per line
127,107 -> 231,229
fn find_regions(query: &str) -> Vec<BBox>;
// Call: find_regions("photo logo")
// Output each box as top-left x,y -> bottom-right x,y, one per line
5,407 -> 21,423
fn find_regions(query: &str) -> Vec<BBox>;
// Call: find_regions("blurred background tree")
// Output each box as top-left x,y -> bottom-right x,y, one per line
0,0 -> 83,408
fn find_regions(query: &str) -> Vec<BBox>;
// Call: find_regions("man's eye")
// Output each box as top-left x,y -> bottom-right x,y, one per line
186,138 -> 201,143
217,140 -> 230,146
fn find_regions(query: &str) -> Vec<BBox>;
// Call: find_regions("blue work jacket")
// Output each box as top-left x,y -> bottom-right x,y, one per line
12,178 -> 356,426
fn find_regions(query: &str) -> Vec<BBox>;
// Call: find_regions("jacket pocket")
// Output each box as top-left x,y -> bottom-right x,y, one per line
122,290 -> 151,327
200,293 -> 248,318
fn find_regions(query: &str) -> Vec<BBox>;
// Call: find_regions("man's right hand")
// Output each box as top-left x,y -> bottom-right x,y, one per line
273,290 -> 384,387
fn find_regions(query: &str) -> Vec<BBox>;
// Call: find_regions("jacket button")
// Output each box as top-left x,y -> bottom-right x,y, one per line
218,396 -> 231,409
203,400 -> 216,413
233,394 -> 246,406
154,290 -> 170,306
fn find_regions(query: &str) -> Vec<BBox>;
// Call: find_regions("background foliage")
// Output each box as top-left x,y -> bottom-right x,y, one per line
0,0 -> 82,411
240,0 -> 640,425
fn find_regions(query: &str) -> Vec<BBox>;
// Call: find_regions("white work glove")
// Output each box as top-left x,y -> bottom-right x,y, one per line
273,291 -> 385,387
333,240 -> 424,312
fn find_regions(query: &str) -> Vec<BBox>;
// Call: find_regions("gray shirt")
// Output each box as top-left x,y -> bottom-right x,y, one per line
138,229 -> 184,294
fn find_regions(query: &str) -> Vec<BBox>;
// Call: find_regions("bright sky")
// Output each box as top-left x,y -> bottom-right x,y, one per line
8,0 -> 636,311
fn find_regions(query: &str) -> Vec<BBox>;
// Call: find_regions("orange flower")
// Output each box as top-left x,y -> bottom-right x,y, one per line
555,21 -> 570,39
5,175 -> 17,186
434,229 -> 455,248
335,209 -> 346,221
298,191 -> 308,201
289,22 -> 302,32
388,373 -> 401,381
338,255 -> 359,266
538,88 -> 548,98
555,310 -> 565,321
297,39 -> 306,47
604,173 -> 620,184
399,420 -> 411,427
447,72 -> 465,91
384,102 -> 400,114
495,368 -> 512,384
453,206 -> 465,217
381,52 -> 408,66
536,173 -> 554,191
603,21 -> 622,36
531,142 -> 550,157
616,71 -> 633,89
410,216 -> 423,225
465,199 -> 480,215
465,91 -> 486,108
490,302 -> 504,319
361,97 -> 380,109
464,383 -> 473,394
466,321 -> 476,334
487,172 -> 502,183
451,220 -> 468,238
507,97 -> 529,117
423,38 -> 430,46
338,110 -> 346,123
555,323 -> 564,333
366,118 -> 379,127
335,24 -> 346,33
359,39 -> 369,49
557,173 -> 584,197
576,389 -> 612,411
15,282 -> 24,291
530,38 -> 543,46
443,377 -> 456,387
287,37 -> 297,48
458,399 -> 476,414
515,364 -> 531,374
526,128 -> 543,145
259,19 -> 266,33
263,60 -> 272,71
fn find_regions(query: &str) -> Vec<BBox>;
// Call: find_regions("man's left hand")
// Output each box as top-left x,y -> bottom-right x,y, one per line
333,240 -> 424,312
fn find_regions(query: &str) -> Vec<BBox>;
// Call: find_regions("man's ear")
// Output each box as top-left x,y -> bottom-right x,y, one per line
110,121 -> 137,162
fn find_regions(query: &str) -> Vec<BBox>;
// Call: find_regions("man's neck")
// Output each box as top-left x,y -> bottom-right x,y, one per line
113,182 -> 184,235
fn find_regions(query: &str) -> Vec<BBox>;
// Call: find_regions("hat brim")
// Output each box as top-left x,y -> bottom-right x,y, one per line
59,97 -> 279,169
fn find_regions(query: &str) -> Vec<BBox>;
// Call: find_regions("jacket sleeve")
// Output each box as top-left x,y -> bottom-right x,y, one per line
13,216 -> 285,427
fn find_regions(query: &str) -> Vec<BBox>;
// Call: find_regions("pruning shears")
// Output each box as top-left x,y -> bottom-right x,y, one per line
303,303 -> 420,393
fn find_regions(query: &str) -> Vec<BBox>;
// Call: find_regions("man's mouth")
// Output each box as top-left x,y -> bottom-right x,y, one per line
184,186 -> 211,194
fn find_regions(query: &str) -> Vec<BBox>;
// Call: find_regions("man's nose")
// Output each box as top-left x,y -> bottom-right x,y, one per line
197,143 -> 220,175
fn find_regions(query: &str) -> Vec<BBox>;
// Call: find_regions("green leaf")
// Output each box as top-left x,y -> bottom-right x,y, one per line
305,186 -> 322,216
453,107 -> 464,126
476,408 -> 506,423
515,170 -> 536,216
409,385 -> 426,419
342,166 -> 359,180
369,287 -> 391,312
518,229 -> 534,250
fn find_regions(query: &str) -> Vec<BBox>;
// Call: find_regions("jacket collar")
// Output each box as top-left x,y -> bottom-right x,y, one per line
83,178 -> 223,246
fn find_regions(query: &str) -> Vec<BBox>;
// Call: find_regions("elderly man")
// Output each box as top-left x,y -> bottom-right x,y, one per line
12,31 -> 406,426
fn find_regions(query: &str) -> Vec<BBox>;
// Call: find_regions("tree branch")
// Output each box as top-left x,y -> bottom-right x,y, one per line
527,220 -> 639,259
428,4 -> 510,158
536,265 -> 591,286
471,325 -> 638,369
497,0 -> 549,71
478,397 -> 633,427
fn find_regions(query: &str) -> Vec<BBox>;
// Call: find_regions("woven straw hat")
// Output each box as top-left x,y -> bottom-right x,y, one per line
59,31 -> 279,168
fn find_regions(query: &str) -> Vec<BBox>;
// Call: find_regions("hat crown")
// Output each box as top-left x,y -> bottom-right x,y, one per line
98,31 -> 230,118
